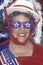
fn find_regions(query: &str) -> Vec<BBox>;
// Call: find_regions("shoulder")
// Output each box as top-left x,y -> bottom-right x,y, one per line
33,42 -> 43,57
32,42 -> 43,65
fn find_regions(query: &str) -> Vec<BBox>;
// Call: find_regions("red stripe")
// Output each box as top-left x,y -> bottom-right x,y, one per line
0,53 -> 5,64
28,19 -> 40,39
0,53 -> 8,65
14,5 -> 39,14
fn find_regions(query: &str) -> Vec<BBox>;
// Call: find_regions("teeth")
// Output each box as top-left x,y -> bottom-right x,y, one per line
18,34 -> 26,37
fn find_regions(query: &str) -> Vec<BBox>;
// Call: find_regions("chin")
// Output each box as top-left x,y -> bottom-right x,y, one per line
17,39 -> 27,45
11,34 -> 29,45
18,38 -> 26,42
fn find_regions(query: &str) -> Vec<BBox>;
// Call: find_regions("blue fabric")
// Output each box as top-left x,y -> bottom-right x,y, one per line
0,46 -> 19,65
0,43 -> 8,51
0,0 -> 4,4
0,0 -> 4,2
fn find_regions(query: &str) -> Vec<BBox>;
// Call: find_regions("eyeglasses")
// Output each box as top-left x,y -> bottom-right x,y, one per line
11,21 -> 32,29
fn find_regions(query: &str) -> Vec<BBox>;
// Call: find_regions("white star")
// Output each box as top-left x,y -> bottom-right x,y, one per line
14,22 -> 19,27
25,22 -> 31,27
9,62 -> 12,64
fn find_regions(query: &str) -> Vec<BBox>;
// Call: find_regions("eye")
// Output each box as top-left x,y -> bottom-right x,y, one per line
11,21 -> 21,28
24,22 -> 32,29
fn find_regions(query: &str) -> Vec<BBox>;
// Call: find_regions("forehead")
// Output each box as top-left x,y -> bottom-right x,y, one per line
12,13 -> 30,22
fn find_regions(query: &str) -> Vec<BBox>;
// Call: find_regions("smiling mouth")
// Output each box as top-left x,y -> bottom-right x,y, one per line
18,33 -> 26,37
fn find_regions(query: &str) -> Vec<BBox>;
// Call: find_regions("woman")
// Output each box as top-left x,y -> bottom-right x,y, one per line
0,0 -> 43,65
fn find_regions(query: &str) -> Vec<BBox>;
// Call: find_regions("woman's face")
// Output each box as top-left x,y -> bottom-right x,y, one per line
11,14 -> 31,43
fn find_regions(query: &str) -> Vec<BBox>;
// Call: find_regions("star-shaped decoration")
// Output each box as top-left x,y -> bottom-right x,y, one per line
14,22 -> 20,28
25,22 -> 31,27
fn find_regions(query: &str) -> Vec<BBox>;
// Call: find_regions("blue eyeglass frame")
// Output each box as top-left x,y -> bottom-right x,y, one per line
11,21 -> 32,29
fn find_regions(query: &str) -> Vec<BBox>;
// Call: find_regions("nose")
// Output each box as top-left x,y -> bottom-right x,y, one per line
20,24 -> 25,31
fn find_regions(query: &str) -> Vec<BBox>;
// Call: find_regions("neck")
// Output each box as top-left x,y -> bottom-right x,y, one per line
10,39 -> 33,45
9,40 -> 33,57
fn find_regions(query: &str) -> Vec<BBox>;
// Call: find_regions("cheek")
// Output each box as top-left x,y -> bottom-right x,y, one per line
26,29 -> 30,34
12,28 -> 30,38
25,29 -> 31,38
12,28 -> 19,37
